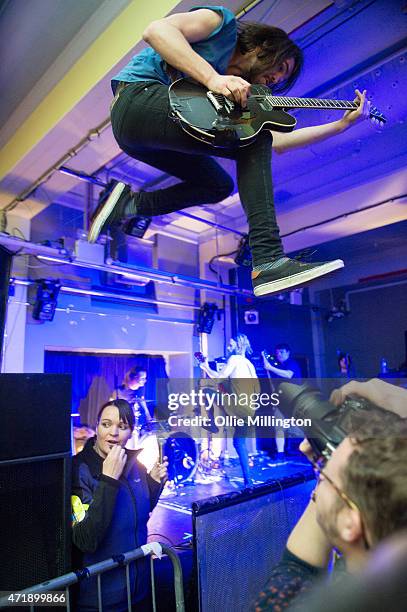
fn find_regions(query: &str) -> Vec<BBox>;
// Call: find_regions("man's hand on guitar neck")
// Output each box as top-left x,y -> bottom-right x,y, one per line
271,88 -> 372,154
339,88 -> 371,130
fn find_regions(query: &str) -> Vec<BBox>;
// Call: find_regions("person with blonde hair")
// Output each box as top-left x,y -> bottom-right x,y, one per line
200,333 -> 259,487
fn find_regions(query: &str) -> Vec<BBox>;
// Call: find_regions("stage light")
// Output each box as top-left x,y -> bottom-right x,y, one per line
137,434 -> 159,472
244,310 -> 259,324
234,234 -> 252,267
32,279 -> 61,322
198,303 -> 218,334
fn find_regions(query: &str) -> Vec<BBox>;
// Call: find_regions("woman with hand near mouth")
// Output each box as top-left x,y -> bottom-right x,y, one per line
71,399 -> 168,611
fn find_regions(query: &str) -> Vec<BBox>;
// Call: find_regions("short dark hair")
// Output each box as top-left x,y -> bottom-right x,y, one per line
275,343 -> 290,352
237,22 -> 303,93
96,399 -> 135,431
342,419 -> 407,545
124,366 -> 147,385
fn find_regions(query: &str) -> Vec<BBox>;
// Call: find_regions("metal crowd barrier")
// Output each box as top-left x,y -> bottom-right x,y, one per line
0,542 -> 185,611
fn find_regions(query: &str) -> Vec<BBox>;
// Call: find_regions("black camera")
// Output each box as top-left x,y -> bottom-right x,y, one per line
277,382 -> 381,460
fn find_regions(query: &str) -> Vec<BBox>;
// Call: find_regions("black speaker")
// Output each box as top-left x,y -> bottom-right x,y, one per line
0,374 -> 72,592
0,246 -> 12,368
192,472 -> 315,612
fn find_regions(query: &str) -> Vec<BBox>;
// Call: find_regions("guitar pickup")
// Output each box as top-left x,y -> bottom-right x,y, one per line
207,91 -> 234,114
207,91 -> 223,112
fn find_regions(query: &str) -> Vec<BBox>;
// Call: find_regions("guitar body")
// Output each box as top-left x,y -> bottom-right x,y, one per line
169,78 -> 296,148
169,78 -> 386,149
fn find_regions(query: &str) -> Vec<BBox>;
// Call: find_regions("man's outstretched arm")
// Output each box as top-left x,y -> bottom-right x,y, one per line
271,89 -> 370,153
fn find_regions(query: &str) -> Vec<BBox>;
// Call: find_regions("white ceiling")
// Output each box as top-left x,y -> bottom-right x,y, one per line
0,0 -> 406,252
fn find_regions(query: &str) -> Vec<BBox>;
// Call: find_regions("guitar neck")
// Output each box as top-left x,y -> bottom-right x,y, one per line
260,95 -> 358,111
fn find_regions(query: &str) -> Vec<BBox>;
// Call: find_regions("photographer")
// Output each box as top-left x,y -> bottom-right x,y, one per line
254,379 -> 407,611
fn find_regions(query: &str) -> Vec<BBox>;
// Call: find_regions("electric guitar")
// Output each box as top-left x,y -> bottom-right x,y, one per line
169,77 -> 386,149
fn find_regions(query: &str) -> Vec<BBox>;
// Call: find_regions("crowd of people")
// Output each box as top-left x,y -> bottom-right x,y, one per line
70,369 -> 407,611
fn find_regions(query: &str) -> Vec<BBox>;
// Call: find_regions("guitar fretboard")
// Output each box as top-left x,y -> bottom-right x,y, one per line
252,95 -> 358,111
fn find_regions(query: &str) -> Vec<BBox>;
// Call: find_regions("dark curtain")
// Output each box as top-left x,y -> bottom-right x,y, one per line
44,352 -> 168,426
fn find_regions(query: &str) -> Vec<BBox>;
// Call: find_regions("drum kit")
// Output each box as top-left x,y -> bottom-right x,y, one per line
134,419 -> 199,483
132,401 -> 223,488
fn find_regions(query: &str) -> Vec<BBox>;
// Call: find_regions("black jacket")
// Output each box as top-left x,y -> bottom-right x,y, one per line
72,437 -> 162,610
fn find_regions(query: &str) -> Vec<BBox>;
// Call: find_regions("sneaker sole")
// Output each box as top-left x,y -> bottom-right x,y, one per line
253,259 -> 344,297
88,182 -> 126,243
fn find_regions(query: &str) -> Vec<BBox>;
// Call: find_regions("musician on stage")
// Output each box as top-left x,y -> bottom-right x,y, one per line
112,366 -> 152,450
199,333 -> 259,487
89,5 -> 370,296
262,343 -> 301,461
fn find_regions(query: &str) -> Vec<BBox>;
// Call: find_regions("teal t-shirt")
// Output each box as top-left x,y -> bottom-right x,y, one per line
111,5 -> 237,93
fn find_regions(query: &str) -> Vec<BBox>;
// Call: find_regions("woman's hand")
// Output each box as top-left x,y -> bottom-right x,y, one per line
149,457 -> 169,483
102,445 -> 127,480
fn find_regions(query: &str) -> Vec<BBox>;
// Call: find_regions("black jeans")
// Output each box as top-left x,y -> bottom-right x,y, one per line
110,81 -> 284,266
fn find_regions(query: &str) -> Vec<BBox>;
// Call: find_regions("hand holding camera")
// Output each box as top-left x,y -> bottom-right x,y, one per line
330,378 -> 407,419
278,378 -> 405,461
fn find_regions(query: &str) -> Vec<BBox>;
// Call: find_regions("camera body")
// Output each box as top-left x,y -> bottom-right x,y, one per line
277,382 -> 378,459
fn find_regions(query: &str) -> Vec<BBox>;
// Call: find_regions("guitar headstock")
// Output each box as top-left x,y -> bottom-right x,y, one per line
369,106 -> 386,126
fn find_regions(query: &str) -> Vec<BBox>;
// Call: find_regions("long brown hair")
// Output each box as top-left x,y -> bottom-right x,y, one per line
237,22 -> 303,93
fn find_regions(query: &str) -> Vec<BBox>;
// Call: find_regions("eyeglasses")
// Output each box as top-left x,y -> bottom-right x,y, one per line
310,457 -> 370,550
